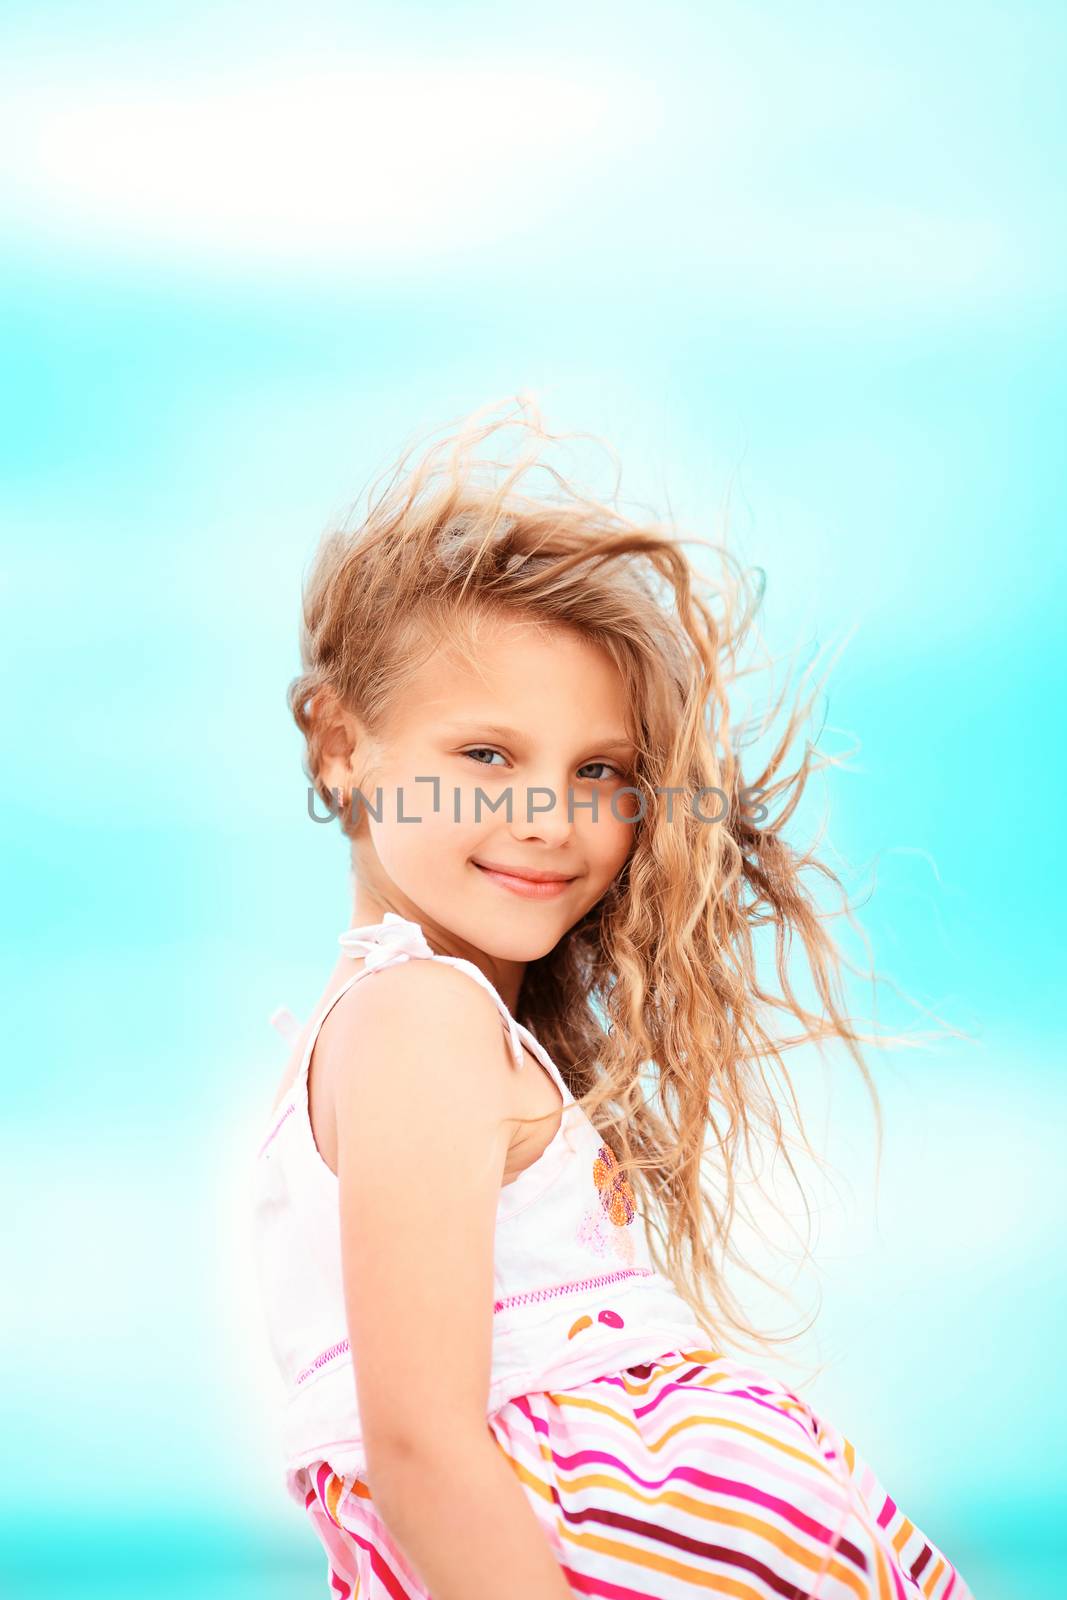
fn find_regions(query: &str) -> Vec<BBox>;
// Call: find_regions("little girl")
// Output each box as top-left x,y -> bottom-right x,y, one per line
251,400 -> 975,1599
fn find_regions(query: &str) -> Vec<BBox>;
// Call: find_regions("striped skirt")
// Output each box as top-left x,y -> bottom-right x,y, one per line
300,1346 -> 974,1599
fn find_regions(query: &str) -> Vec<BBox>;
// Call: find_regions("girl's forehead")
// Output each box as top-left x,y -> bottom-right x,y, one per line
425,641 -> 625,703
378,615 -> 632,743
431,616 -> 618,678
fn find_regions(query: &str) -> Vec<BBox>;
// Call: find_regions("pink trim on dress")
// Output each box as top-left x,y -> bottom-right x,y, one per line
493,1265 -> 654,1314
258,1101 -> 295,1158
291,1269 -> 659,1386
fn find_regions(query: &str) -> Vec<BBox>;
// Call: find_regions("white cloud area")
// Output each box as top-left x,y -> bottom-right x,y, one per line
0,60 -> 658,272
0,46 -> 1046,303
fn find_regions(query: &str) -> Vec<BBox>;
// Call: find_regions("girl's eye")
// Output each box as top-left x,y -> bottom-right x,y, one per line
462,747 -> 508,768
461,750 -> 627,781
577,761 -> 625,782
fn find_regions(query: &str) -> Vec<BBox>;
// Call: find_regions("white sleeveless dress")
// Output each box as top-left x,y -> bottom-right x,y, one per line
253,914 -> 975,1600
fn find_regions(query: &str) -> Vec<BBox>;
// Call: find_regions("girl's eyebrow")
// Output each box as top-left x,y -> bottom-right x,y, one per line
441,720 -> 636,754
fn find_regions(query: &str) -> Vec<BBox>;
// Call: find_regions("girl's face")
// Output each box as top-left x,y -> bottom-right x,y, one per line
351,615 -> 640,967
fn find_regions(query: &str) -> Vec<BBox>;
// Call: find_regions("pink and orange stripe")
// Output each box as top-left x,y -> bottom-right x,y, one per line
299,1347 -> 973,1599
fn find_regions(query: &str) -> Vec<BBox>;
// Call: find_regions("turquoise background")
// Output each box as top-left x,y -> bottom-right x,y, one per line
2,2 -> 1063,1596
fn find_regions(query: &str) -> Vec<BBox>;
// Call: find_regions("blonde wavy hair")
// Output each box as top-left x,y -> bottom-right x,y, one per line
288,395 -> 956,1363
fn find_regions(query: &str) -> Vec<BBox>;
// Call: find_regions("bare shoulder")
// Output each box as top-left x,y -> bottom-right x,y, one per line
319,956 -> 518,1117
327,958 -> 519,1457
328,955 -> 511,1046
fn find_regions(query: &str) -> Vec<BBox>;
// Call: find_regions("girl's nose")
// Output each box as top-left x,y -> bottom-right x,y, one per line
510,783 -> 576,845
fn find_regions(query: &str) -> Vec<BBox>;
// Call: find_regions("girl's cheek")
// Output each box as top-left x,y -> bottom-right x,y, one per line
614,788 -> 643,825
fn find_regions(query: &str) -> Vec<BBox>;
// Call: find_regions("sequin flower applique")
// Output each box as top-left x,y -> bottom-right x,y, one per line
593,1144 -> 637,1226
577,1142 -> 638,1263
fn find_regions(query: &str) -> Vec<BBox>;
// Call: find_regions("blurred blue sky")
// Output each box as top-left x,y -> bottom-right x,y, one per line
2,2 -> 1064,1596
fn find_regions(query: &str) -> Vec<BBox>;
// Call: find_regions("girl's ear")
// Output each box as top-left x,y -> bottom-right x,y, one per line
312,687 -> 368,792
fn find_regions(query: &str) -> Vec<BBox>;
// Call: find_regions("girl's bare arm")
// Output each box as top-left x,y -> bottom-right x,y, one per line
368,1424 -> 574,1599
331,961 -> 573,1600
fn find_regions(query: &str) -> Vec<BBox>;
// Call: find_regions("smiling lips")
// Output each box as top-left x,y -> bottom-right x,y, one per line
471,859 -> 577,899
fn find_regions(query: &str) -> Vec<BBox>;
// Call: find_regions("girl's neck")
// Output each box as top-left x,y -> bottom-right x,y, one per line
348,891 -> 526,1015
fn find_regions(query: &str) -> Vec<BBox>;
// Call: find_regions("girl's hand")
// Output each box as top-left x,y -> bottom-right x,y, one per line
329,960 -> 573,1597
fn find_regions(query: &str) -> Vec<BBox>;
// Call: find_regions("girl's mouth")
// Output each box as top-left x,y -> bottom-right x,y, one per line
470,860 -> 577,900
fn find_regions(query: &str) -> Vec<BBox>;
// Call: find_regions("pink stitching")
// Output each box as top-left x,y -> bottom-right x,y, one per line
296,1339 -> 351,1386
493,1266 -> 654,1314
258,1102 -> 295,1158
291,1268 -> 659,1386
